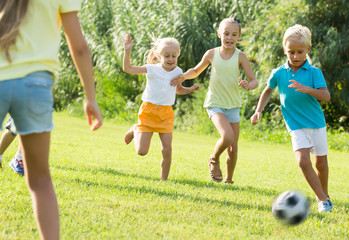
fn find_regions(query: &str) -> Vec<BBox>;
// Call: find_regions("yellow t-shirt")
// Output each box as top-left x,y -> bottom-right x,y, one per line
0,0 -> 81,81
203,47 -> 242,109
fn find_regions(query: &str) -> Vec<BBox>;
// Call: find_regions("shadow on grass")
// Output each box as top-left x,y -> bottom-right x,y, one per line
53,165 -> 278,196
53,165 -> 276,212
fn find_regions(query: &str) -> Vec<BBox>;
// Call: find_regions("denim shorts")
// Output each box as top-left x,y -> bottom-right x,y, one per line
206,107 -> 241,123
0,71 -> 54,135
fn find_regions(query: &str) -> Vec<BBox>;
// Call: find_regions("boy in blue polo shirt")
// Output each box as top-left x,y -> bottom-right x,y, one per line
250,24 -> 333,213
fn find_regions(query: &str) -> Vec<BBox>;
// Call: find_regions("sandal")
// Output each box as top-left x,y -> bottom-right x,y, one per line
208,156 -> 223,182
224,180 -> 234,184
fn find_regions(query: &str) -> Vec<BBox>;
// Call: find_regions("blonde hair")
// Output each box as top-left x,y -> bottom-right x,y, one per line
0,0 -> 30,62
218,18 -> 241,36
283,24 -> 312,48
283,24 -> 312,63
146,37 -> 180,64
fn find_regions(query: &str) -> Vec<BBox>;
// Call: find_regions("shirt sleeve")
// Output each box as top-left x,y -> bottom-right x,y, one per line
312,68 -> 327,89
267,68 -> 278,89
59,0 -> 81,13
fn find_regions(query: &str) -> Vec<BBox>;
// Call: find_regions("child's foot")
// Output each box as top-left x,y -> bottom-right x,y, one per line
316,195 -> 333,211
318,201 -> 333,213
208,156 -> 223,182
224,179 -> 234,184
9,157 -> 24,175
124,124 -> 136,144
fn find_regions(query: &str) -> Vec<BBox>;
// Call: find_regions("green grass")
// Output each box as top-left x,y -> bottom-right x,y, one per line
1,112 -> 348,239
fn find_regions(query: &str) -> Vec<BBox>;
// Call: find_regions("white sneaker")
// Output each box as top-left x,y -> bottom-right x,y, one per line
318,201 -> 333,213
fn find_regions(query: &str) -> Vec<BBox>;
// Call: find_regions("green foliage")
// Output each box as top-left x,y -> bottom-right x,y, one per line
54,0 -> 348,134
302,0 -> 349,130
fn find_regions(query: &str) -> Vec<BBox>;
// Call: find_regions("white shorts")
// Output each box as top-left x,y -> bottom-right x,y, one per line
290,127 -> 328,156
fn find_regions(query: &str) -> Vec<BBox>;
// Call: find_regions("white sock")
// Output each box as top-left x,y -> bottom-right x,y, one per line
15,152 -> 22,160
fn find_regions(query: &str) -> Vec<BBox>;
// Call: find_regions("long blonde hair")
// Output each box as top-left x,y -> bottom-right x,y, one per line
146,37 -> 180,64
0,0 -> 30,62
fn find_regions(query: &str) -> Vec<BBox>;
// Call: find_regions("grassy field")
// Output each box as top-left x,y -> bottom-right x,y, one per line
1,112 -> 348,239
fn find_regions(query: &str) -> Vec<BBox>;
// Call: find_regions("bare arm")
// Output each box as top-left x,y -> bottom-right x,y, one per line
238,52 -> 258,90
61,11 -> 102,130
288,80 -> 330,102
123,34 -> 147,74
250,87 -> 274,125
170,49 -> 213,86
176,84 -> 201,95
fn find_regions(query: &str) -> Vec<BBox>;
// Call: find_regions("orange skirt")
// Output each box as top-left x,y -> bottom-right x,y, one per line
137,102 -> 174,133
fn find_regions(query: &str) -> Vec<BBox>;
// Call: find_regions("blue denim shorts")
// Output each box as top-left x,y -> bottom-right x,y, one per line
206,107 -> 241,123
0,71 -> 54,135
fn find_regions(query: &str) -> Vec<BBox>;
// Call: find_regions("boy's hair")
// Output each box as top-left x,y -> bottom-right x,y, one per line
0,0 -> 30,62
218,18 -> 241,36
283,24 -> 312,48
146,37 -> 180,64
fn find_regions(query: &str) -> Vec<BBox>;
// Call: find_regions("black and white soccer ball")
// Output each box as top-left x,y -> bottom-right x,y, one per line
272,190 -> 310,225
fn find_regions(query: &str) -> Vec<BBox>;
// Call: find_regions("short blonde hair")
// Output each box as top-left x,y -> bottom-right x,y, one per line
146,37 -> 180,64
283,24 -> 312,48
218,18 -> 241,36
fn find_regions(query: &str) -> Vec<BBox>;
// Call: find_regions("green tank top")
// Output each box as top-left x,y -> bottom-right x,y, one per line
203,47 -> 241,108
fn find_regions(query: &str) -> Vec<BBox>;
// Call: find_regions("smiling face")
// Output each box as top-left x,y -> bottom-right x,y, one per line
284,38 -> 310,72
158,44 -> 180,71
217,22 -> 241,49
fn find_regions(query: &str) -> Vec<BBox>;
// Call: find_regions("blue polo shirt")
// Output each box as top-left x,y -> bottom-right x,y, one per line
267,60 -> 327,131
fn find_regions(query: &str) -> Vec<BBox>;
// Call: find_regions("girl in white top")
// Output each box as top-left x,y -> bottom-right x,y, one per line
171,18 -> 258,183
123,34 -> 200,181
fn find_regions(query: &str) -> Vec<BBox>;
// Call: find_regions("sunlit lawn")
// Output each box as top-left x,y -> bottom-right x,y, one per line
1,112 -> 348,239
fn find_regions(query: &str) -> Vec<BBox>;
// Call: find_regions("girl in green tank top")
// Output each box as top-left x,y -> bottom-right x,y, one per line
170,18 -> 258,183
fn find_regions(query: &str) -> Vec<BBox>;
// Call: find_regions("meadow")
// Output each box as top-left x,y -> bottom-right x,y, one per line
1,112 -> 348,239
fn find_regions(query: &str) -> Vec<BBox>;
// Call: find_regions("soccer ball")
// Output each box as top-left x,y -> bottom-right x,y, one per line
272,190 -> 310,225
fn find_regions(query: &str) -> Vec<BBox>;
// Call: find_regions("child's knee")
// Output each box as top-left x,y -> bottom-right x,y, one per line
222,135 -> 234,146
297,156 -> 311,169
136,147 -> 148,156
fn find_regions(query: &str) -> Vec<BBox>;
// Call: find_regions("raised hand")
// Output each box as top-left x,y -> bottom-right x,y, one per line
123,34 -> 134,51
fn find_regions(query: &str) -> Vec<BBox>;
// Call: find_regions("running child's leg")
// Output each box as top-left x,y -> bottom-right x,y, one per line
134,129 -> 153,156
210,113 -> 235,180
124,124 -> 137,144
294,148 -> 328,201
159,133 -> 172,181
0,129 -> 16,155
19,132 -> 59,240
225,122 -> 240,183
314,155 -> 329,196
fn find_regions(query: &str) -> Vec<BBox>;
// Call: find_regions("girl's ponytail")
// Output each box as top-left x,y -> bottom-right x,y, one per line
145,36 -> 180,64
0,0 -> 30,62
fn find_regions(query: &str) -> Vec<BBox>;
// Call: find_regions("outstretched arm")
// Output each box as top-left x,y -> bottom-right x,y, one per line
250,87 -> 274,125
238,52 -> 258,91
288,80 -> 330,102
123,34 -> 147,74
61,11 -> 102,131
170,49 -> 213,86
176,84 -> 201,95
